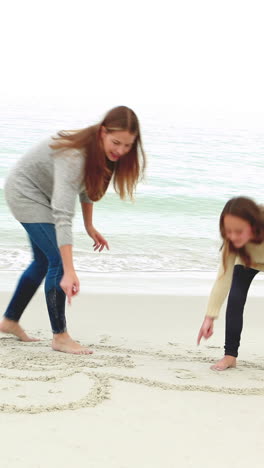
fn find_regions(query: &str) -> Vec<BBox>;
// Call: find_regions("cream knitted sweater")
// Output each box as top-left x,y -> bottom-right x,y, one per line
206,242 -> 264,318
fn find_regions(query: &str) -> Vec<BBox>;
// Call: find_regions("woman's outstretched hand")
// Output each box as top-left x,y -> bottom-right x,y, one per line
197,316 -> 214,345
87,227 -> 109,252
60,272 -> 80,305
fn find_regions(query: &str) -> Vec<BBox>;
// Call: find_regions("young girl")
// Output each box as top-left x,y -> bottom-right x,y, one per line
197,196 -> 264,370
0,106 -> 146,354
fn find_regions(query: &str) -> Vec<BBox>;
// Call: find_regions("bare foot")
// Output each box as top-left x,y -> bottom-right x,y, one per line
210,355 -> 237,371
52,332 -> 93,355
0,318 -> 40,342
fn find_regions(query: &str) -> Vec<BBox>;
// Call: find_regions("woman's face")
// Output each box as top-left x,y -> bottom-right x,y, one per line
224,214 -> 254,248
101,128 -> 136,162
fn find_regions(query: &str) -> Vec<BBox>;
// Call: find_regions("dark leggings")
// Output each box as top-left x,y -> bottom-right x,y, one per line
225,264 -> 259,357
4,223 -> 66,334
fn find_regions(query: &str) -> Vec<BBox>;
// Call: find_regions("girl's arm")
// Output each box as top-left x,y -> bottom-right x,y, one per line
197,252 -> 236,344
197,316 -> 214,345
81,202 -> 109,252
206,252 -> 236,319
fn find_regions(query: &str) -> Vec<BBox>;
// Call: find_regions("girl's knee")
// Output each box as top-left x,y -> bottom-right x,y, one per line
228,289 -> 247,309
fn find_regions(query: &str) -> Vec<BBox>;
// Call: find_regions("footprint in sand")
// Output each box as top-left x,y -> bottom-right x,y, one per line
99,334 -> 111,344
170,368 -> 196,380
206,345 -> 221,349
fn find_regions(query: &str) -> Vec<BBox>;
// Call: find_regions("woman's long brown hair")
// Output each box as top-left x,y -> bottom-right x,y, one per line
50,106 -> 146,201
220,196 -> 264,271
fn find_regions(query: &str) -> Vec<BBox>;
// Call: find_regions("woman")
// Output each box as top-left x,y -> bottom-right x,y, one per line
197,196 -> 264,370
0,106 -> 146,354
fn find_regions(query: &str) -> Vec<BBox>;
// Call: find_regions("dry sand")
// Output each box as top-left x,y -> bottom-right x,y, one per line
1,272 -> 264,468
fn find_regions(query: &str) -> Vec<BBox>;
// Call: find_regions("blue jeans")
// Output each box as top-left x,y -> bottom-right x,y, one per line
4,223 -> 66,334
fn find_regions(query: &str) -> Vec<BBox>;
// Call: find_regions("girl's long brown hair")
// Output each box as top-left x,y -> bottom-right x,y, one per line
50,106 -> 146,201
220,196 -> 264,271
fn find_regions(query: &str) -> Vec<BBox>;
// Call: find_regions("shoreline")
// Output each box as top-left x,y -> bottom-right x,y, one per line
1,269 -> 264,296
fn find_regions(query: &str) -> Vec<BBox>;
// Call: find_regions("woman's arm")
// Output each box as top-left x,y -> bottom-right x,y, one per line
81,202 -> 109,251
52,151 -> 85,247
59,244 -> 79,304
81,201 -> 94,230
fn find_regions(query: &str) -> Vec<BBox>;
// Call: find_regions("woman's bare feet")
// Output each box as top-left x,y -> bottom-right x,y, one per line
0,318 -> 40,342
52,332 -> 93,355
210,355 -> 237,371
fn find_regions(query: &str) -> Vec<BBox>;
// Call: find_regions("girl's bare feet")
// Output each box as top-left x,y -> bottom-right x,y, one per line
52,332 -> 93,355
0,318 -> 40,342
210,355 -> 237,371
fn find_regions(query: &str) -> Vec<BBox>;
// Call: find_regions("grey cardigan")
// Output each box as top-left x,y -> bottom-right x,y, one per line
4,138 -> 92,247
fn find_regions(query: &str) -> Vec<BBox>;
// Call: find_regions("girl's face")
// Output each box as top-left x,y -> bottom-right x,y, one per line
101,128 -> 136,162
224,214 -> 254,248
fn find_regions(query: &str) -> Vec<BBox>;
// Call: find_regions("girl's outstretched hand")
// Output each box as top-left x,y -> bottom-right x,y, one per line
87,227 -> 109,252
197,316 -> 214,345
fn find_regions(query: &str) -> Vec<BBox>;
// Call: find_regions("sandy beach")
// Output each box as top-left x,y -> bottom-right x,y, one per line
1,271 -> 264,468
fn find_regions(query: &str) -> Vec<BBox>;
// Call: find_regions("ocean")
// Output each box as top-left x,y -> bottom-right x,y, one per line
1,98 -> 264,273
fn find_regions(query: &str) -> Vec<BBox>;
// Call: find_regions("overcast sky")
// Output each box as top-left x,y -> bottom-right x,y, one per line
1,0 -> 264,114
